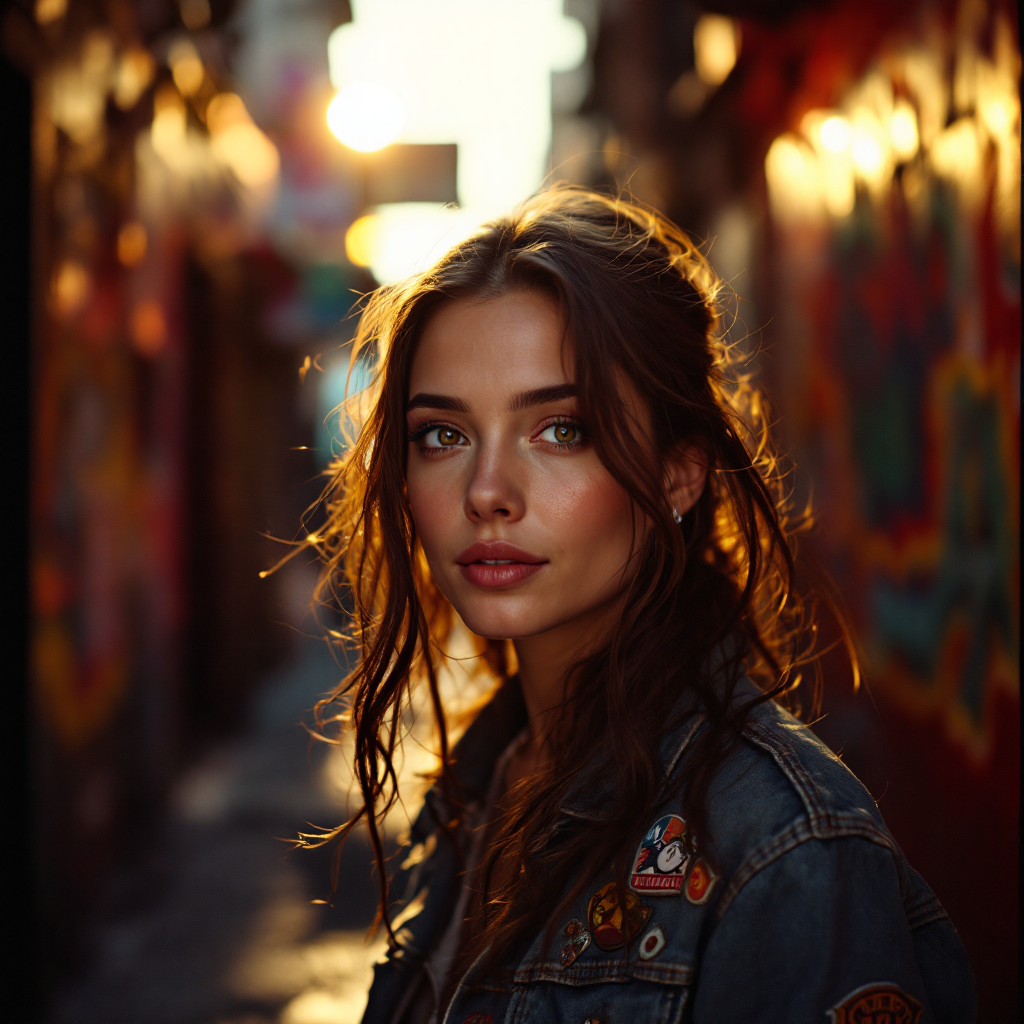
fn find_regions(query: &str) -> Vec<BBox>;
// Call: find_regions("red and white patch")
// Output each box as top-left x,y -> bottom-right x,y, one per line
827,982 -> 923,1024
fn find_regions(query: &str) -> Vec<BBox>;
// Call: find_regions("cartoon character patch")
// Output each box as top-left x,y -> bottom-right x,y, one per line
685,857 -> 718,905
587,882 -> 652,950
827,983 -> 923,1024
630,814 -> 690,895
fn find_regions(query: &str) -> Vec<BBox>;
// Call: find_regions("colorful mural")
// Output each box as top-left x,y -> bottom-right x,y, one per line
743,1 -> 1019,1016
31,244 -> 185,755
807,186 -> 1019,761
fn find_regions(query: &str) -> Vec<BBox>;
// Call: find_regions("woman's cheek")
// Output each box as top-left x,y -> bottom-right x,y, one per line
525,475 -> 637,633
407,466 -> 458,561
537,460 -> 635,560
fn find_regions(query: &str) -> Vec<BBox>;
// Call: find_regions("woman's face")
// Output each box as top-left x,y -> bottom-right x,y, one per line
405,290 -> 639,642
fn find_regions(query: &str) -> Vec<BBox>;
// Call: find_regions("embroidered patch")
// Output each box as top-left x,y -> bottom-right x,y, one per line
827,982 -> 923,1024
638,923 -> 666,960
685,857 -> 718,905
629,814 -> 690,895
587,881 -> 652,950
560,929 -> 591,967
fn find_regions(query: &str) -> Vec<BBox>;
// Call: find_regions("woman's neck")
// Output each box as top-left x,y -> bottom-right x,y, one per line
511,592 -> 623,753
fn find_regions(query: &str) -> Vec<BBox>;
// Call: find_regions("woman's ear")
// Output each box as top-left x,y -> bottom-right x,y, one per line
666,447 -> 707,518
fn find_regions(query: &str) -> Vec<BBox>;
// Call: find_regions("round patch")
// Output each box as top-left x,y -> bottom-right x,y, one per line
587,881 -> 652,950
638,923 -> 666,961
629,814 -> 690,895
827,983 -> 923,1024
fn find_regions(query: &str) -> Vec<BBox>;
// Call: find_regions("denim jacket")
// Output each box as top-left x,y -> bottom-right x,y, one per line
362,675 -> 976,1024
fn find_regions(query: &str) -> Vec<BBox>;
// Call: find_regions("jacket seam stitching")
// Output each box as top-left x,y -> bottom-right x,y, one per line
715,818 -> 898,920
663,715 -> 706,779
743,720 -> 830,819
512,964 -> 697,986
907,902 -> 949,929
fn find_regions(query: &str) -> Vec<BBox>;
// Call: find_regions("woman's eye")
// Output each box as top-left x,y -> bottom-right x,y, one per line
538,422 -> 583,446
420,426 -> 466,448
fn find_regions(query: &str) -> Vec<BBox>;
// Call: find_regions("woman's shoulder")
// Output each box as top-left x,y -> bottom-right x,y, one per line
652,687 -> 975,1022
660,679 -> 916,919
712,690 -> 892,850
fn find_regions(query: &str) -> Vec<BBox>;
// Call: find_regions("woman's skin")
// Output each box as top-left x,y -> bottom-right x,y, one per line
405,289 -> 705,787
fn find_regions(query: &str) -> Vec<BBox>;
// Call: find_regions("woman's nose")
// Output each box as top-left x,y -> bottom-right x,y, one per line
464,443 -> 525,523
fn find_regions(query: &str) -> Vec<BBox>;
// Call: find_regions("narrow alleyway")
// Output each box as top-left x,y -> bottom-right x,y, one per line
50,638 -> 386,1024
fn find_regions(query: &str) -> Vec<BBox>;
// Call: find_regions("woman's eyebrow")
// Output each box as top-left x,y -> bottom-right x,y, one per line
407,384 -> 577,414
508,383 -> 577,411
407,393 -> 470,413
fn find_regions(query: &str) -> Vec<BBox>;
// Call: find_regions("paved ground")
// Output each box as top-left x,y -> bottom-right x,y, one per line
50,639 -> 388,1024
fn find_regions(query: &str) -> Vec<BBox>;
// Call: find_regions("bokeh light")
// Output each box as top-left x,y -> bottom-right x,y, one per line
117,222 -> 148,267
850,109 -> 890,187
208,92 -> 281,188
344,214 -> 379,267
889,100 -> 920,162
930,116 -> 984,204
151,85 -> 188,163
693,14 -> 739,87
113,46 -> 155,110
818,115 -> 852,153
169,38 -> 205,96
326,81 -> 405,153
767,9 -> 1020,237
51,260 -> 89,318
34,0 -> 66,25
130,299 -> 168,356
765,134 -> 823,225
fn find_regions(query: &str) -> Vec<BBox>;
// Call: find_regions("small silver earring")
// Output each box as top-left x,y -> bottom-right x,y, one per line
672,506 -> 683,524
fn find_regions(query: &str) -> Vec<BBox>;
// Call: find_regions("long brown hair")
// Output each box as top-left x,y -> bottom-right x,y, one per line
305,186 -> 830,971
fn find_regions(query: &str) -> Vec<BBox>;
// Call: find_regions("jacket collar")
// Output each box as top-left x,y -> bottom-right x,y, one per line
558,635 -> 751,820
557,690 -> 707,821
416,635 -> 750,829
450,677 -> 529,800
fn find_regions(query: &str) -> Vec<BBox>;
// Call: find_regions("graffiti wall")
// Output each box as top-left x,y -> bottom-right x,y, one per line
748,2 -> 1019,1017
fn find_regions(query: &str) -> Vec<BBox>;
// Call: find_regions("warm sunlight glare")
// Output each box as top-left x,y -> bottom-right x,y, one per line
327,0 -> 586,282
326,81 -> 405,152
819,115 -> 851,153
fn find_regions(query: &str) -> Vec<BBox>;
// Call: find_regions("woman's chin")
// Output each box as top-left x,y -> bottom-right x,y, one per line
457,607 -> 558,644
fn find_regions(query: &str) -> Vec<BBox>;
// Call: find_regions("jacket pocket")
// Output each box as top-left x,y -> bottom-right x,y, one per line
506,959 -> 692,1024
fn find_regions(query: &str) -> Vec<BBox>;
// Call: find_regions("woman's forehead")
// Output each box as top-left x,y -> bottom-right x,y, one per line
408,291 -> 573,399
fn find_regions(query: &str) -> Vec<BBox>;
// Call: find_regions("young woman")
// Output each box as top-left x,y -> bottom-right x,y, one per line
310,188 -> 975,1023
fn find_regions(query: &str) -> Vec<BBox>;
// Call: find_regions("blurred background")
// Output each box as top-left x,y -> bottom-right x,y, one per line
0,0 -> 1018,1020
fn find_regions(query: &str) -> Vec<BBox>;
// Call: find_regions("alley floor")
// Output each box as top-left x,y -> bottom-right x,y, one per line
49,638 -> 387,1024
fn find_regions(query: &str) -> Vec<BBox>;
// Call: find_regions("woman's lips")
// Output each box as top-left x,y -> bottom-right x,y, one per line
460,562 -> 546,587
455,542 -> 548,589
